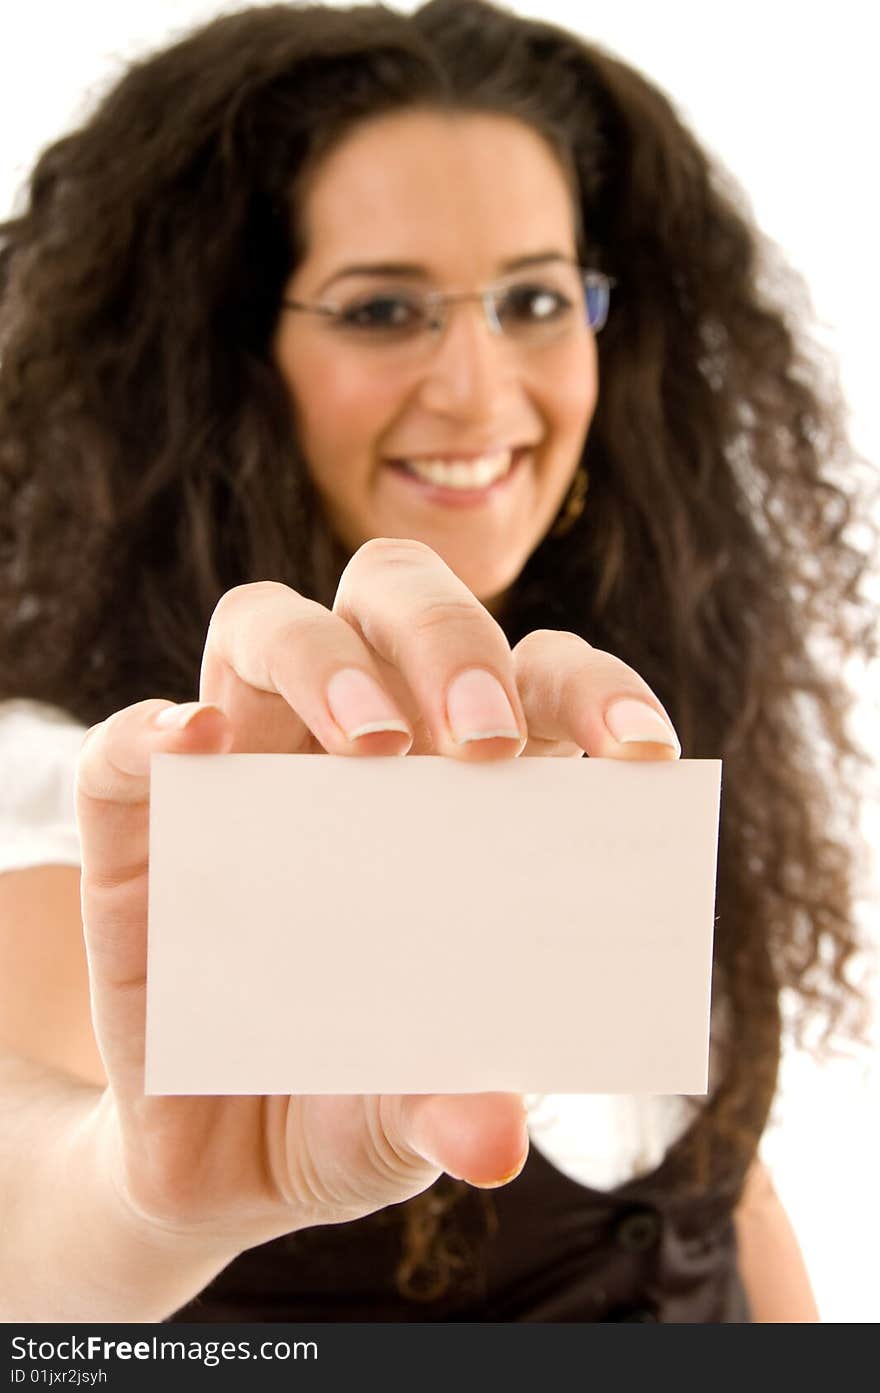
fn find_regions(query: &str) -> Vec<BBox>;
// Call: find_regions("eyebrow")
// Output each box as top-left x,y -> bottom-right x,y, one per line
316,251 -> 572,297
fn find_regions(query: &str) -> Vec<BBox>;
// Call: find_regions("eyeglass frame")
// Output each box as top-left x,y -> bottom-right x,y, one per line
280,265 -> 617,340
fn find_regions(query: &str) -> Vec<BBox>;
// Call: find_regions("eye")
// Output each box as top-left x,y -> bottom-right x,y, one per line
337,294 -> 425,332
498,282 -> 572,325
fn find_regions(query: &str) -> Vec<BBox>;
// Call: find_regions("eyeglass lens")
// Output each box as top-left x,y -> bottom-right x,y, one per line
312,265 -> 611,359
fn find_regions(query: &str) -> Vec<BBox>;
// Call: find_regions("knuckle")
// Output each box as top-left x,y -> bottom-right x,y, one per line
75,700 -> 164,800
513,628 -> 592,660
556,645 -> 653,708
408,596 -> 485,642
79,721 -> 105,755
266,607 -> 329,658
208,580 -> 293,629
357,536 -> 436,564
586,645 -> 648,684
76,700 -> 152,764
342,537 -> 439,588
84,857 -> 150,895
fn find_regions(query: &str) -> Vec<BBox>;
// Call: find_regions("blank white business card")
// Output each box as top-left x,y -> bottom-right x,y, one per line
145,755 -> 721,1096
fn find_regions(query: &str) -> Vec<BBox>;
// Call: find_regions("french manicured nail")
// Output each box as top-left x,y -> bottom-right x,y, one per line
154,702 -> 209,731
604,698 -> 680,752
446,668 -> 521,745
326,668 -> 412,744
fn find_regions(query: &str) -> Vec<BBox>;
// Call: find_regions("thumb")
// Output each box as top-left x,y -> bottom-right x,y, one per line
76,698 -> 233,1090
388,1092 -> 530,1189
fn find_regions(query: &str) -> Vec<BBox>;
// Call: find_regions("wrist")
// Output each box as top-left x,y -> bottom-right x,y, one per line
56,1089 -> 242,1321
85,1087 -> 244,1253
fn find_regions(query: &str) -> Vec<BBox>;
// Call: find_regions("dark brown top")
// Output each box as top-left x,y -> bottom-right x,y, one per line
168,1126 -> 749,1323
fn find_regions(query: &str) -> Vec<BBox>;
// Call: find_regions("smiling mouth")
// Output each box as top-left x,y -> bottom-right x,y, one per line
385,446 -> 528,491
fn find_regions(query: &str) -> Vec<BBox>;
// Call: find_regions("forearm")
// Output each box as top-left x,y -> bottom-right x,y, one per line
734,1159 -> 819,1322
0,1053 -> 239,1322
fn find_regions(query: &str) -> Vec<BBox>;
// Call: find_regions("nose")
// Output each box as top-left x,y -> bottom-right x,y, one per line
413,297 -> 517,420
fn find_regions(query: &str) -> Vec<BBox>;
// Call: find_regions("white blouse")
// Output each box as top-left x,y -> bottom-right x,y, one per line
0,696 -> 695,1192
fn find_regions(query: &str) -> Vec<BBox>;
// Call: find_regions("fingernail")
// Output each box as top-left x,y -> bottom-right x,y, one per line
326,668 -> 412,744
464,1150 -> 529,1189
154,702 -> 208,731
604,698 -> 680,752
446,668 -> 521,745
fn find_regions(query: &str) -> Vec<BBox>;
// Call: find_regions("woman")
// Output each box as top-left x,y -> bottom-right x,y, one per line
0,0 -> 873,1322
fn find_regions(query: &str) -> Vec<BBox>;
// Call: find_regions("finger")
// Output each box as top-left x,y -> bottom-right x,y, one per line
199,581 -> 414,756
511,630 -> 681,759
75,699 -> 233,1087
332,538 -> 527,762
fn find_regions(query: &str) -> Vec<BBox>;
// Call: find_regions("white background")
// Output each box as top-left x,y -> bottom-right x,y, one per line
1,1 -> 877,1321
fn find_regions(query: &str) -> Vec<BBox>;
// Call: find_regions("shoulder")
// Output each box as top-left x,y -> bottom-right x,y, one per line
0,699 -> 87,873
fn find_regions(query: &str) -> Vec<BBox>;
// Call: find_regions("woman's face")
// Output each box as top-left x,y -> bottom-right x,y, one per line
273,108 -> 598,610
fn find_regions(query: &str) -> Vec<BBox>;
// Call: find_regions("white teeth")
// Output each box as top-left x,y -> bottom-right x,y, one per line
400,450 -> 514,489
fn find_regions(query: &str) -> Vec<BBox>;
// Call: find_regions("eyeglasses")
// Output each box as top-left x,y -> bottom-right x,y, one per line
280,264 -> 615,363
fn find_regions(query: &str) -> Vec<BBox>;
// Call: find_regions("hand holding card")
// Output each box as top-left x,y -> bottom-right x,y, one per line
72,546 -> 686,1257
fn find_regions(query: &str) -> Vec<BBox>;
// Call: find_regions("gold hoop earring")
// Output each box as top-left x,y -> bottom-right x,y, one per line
550,465 -> 589,538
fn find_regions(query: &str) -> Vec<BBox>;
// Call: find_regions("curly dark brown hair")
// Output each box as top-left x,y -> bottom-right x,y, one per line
1,0 -> 876,1305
